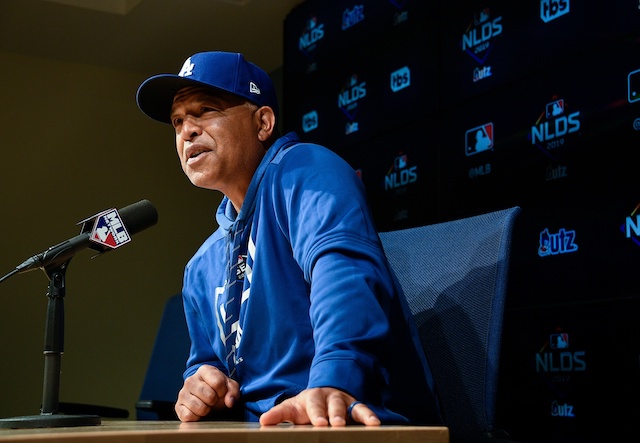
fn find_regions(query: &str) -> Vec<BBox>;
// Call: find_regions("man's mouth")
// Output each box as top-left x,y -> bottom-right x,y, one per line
185,146 -> 209,163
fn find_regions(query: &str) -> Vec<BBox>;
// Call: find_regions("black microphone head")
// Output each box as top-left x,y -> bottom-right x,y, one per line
118,199 -> 158,235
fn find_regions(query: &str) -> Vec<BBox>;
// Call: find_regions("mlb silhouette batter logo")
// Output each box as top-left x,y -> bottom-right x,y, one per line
90,209 -> 131,249
465,122 -> 494,156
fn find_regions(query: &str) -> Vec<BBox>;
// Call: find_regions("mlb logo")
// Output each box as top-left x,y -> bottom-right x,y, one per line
90,209 -> 131,249
627,68 -> 640,103
394,154 -> 408,170
546,99 -> 564,118
549,332 -> 569,349
465,123 -> 494,156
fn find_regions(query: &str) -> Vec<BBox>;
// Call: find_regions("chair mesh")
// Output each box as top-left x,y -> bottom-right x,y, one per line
380,207 -> 520,438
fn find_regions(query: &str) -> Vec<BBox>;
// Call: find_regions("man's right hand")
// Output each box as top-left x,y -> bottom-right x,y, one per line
175,365 -> 240,422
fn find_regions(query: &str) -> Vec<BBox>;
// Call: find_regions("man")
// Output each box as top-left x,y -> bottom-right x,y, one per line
136,51 -> 441,426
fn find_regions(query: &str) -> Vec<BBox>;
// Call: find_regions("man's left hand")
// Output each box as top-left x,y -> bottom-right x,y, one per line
259,387 -> 381,426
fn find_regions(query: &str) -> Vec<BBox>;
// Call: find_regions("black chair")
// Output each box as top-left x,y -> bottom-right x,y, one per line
379,207 -> 521,443
136,293 -> 190,420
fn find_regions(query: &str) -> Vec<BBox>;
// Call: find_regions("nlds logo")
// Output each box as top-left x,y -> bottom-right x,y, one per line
540,0 -> 570,23
298,17 -> 325,52
90,209 -> 131,249
621,203 -> 640,247
529,96 -> 581,160
338,74 -> 367,120
384,153 -> 417,190
536,328 -> 586,374
390,66 -> 411,92
461,8 -> 502,64
535,328 -> 586,410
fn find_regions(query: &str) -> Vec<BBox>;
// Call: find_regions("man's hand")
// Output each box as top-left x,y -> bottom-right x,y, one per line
175,365 -> 240,422
259,387 -> 380,426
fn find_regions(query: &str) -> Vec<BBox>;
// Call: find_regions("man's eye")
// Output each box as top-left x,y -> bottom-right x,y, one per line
172,117 -> 183,128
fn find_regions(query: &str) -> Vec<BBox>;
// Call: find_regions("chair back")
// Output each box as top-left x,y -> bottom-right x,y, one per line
136,293 -> 190,420
379,207 -> 521,442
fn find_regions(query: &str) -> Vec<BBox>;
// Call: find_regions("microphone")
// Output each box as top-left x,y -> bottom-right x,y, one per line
10,199 -> 158,277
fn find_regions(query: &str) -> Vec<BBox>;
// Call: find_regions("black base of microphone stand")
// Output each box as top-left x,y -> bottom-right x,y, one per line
0,262 -> 101,429
0,413 -> 100,429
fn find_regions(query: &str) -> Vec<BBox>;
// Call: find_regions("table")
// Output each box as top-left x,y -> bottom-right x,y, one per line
0,420 -> 449,443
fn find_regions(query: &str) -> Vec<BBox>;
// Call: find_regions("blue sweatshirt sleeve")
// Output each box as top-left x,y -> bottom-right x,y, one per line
271,144 -> 397,402
181,234 -> 229,380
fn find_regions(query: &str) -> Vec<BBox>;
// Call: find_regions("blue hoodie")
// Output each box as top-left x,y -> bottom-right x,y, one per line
181,132 -> 442,424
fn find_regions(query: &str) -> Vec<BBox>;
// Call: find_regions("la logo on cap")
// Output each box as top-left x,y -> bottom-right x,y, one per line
179,57 -> 195,77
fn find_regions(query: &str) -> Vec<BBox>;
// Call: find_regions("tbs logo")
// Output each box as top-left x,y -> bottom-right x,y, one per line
390,66 -> 411,92
540,0 -> 570,23
302,110 -> 318,133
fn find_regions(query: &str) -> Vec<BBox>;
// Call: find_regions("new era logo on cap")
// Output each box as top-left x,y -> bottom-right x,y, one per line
250,82 -> 261,95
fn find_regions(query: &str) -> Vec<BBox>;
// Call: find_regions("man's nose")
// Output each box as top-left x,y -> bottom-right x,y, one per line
181,116 -> 201,140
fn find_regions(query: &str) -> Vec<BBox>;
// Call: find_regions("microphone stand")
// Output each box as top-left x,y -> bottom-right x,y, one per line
0,260 -> 100,429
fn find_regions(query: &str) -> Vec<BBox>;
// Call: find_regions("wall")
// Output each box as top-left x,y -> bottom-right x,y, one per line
0,50 -> 222,419
282,1 -> 639,440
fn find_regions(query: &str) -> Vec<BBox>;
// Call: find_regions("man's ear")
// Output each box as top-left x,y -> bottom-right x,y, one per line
256,106 -> 276,142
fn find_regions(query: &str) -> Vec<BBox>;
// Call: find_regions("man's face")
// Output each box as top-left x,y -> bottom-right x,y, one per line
170,86 -> 265,199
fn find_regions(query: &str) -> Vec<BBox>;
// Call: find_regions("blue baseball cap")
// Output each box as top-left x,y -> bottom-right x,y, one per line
136,51 -> 279,124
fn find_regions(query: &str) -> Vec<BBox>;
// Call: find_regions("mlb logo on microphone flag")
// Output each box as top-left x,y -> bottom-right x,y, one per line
89,208 -> 131,249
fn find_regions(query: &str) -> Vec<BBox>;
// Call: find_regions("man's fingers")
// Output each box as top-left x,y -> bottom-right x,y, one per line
175,365 -> 241,422
327,394 -> 347,427
348,402 -> 381,426
305,394 -> 330,426
259,401 -> 294,425
195,366 -> 240,409
175,402 -> 206,422
175,384 -> 212,422
260,388 -> 381,427
223,377 -> 240,408
260,397 -> 330,426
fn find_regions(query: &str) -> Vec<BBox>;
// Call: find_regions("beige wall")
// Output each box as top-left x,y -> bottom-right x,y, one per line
0,50 -> 224,419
